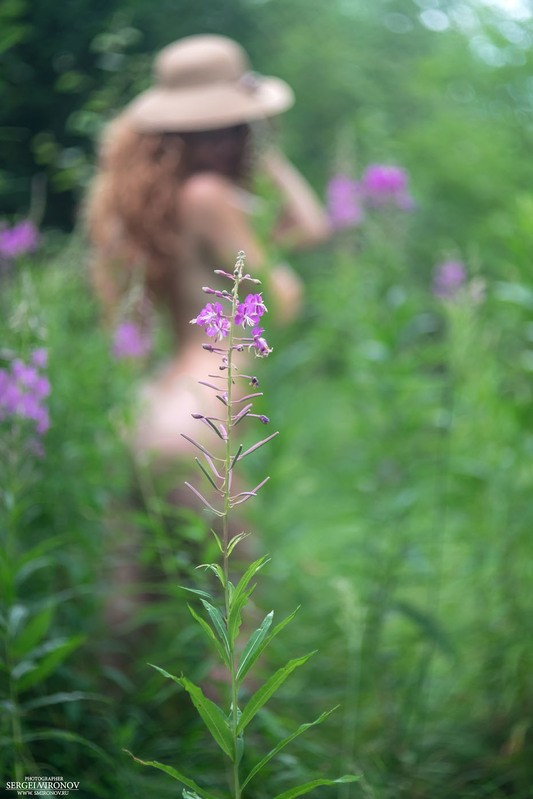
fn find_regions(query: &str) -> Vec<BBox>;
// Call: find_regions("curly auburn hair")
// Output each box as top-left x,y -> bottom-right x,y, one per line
85,115 -> 251,338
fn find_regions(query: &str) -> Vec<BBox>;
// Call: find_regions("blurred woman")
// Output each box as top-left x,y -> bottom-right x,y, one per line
86,33 -> 330,460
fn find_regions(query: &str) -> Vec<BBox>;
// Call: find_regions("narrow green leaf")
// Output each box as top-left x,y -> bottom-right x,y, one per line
7,605 -> 28,637
197,563 -> 226,588
12,605 -> 54,659
227,531 -> 251,556
273,776 -> 359,799
23,692 -> 97,711
241,707 -> 339,789
200,600 -> 230,656
187,605 -> 229,666
15,556 -> 54,585
16,636 -> 85,692
179,675 -> 234,760
210,529 -> 224,553
264,606 -> 300,648
227,581 -> 235,607
195,457 -> 221,491
20,729 -> 115,767
237,652 -> 316,733
179,585 -> 214,602
228,555 -> 270,642
228,586 -> 255,644
125,752 -> 221,799
150,666 -> 233,759
236,611 -> 274,682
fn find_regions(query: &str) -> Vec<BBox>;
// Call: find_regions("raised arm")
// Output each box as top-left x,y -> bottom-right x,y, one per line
261,149 -> 331,249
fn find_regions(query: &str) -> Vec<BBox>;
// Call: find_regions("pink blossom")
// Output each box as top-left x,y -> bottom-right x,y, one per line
361,165 -> 414,210
0,220 -> 40,258
326,175 -> 364,230
235,294 -> 267,327
433,260 -> 467,299
252,327 -> 272,357
112,321 -> 152,358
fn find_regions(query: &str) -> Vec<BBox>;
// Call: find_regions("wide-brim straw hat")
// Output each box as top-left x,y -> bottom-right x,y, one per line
125,34 -> 294,133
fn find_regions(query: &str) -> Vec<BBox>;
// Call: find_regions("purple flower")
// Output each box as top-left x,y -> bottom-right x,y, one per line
0,220 -> 40,259
361,165 -> 414,210
12,359 -> 39,389
433,260 -> 467,299
192,302 -> 224,327
191,302 -> 231,340
205,315 -> 230,340
112,321 -> 152,359
252,327 -> 272,358
31,348 -> 48,369
0,352 -> 51,448
235,294 -> 267,327
327,174 -> 364,230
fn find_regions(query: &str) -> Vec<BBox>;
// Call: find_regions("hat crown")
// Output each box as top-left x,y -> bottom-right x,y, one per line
155,35 -> 249,90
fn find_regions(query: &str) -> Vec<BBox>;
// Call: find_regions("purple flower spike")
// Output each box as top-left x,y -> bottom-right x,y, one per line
327,174 -> 364,230
433,260 -> 467,300
361,164 -> 414,210
112,321 -> 152,359
0,350 -> 52,448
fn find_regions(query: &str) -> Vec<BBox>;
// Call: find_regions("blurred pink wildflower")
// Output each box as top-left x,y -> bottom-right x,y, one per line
0,348 -> 51,445
361,165 -> 414,210
112,321 -> 152,358
433,260 -> 467,299
326,174 -> 364,230
0,220 -> 40,259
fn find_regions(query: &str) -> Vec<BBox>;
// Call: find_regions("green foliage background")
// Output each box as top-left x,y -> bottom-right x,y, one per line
1,1 -> 533,797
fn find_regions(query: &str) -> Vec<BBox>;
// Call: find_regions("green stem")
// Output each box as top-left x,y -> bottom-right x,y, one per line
222,265 -> 242,799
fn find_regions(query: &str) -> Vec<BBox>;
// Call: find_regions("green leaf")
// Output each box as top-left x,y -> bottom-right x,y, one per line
236,611 -> 274,683
7,604 -> 28,637
264,606 -> 301,647
179,585 -> 214,602
241,707 -> 339,789
16,635 -> 85,692
12,604 -> 54,659
226,532 -> 251,556
150,666 -> 233,760
195,458 -> 220,491
20,730 -> 115,767
237,652 -> 316,733
200,600 -> 230,656
272,776 -> 359,799
178,675 -> 234,760
210,529 -> 223,553
187,605 -> 229,667
125,753 -> 221,799
196,563 -> 226,588
15,556 -> 54,585
23,691 -> 97,711
228,555 -> 270,643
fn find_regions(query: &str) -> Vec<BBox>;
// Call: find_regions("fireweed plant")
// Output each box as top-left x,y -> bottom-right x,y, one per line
128,253 -> 357,798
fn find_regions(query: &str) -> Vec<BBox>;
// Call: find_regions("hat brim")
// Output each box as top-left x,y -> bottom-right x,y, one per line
125,76 -> 294,133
